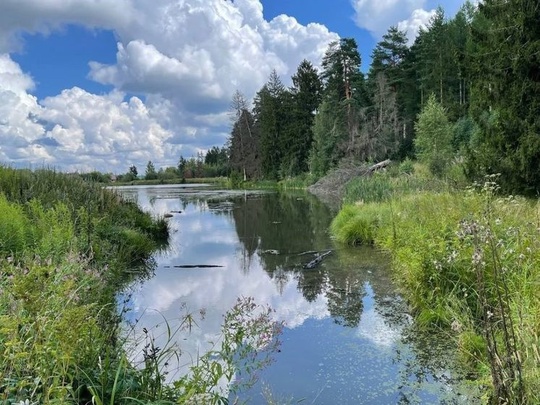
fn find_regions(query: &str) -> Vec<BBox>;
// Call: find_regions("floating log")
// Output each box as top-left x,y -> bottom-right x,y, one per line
303,251 -> 332,269
261,249 -> 280,255
164,264 -> 224,269
296,250 -> 319,256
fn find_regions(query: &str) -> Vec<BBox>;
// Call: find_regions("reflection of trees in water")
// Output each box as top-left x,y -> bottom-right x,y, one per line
232,192 -> 373,327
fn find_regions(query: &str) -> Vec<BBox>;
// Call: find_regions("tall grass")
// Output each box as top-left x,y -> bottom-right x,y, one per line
278,173 -> 318,190
0,166 -> 281,404
343,166 -> 455,205
332,170 -> 540,403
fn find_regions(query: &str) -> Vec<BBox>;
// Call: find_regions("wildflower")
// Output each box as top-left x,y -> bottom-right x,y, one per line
472,248 -> 483,266
451,320 -> 463,333
495,218 -> 502,225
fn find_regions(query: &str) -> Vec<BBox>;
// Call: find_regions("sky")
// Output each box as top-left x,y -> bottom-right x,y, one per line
0,0 -> 467,174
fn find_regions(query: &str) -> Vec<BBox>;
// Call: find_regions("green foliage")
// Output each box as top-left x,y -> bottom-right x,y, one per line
280,60 -> 323,176
398,158 -> 415,175
343,169 -> 450,205
414,94 -> 453,176
308,100 -> 340,177
0,195 -> 30,257
466,0 -> 540,195
129,165 -> 138,178
278,173 -> 317,190
145,161 -> 158,180
80,171 -> 112,183
173,297 -> 282,403
332,173 -> 540,402
331,204 -> 386,245
254,70 -> 290,179
312,38 -> 365,171
452,116 -> 476,153
0,167 -> 281,404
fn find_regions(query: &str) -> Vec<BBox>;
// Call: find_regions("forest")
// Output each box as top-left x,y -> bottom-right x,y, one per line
227,0 -> 539,195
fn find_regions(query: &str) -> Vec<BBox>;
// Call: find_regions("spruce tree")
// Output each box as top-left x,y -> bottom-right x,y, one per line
467,0 -> 540,194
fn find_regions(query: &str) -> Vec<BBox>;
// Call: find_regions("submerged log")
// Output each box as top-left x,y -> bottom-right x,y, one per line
303,250 -> 332,269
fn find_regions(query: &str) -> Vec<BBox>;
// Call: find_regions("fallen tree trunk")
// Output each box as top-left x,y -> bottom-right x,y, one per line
303,251 -> 332,269
367,159 -> 391,173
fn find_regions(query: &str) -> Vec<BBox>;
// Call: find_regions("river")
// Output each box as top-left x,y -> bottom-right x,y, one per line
115,184 -> 479,404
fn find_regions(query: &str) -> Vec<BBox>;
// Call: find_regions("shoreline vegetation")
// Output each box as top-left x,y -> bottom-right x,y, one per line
0,165 -> 281,405
330,163 -> 540,404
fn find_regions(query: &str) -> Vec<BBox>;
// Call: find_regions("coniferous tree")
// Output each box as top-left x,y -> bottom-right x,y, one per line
281,60 -> 322,176
129,165 -> 138,178
309,100 -> 338,176
366,26 -> 409,159
312,38 -> 365,173
254,70 -> 291,179
467,0 -> 540,194
229,91 -> 260,180
369,26 -> 409,92
145,161 -> 158,180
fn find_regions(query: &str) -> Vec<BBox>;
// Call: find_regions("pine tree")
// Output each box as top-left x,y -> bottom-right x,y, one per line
366,26 -> 409,159
313,38 -> 365,172
145,161 -> 157,180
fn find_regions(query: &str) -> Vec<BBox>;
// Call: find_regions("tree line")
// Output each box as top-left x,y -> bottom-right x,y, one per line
228,0 -> 540,195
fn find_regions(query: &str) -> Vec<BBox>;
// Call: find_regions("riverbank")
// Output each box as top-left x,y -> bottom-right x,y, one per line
330,167 -> 540,403
0,167 -> 280,404
0,166 -> 170,403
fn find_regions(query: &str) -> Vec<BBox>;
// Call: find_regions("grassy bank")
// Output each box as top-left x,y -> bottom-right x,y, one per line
0,166 -> 280,404
331,169 -> 540,403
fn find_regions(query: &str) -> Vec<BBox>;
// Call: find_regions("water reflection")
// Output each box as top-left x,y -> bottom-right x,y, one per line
115,185 -> 478,404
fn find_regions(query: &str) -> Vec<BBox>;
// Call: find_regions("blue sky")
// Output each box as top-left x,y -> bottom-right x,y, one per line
0,0 -> 466,173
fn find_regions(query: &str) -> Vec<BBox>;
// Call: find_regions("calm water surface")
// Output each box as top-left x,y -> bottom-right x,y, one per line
116,184 -> 478,404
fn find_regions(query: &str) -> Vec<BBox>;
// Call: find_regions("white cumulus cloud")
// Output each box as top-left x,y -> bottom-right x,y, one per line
397,8 -> 437,44
0,0 -> 339,172
351,0 -> 425,36
351,0 -> 464,43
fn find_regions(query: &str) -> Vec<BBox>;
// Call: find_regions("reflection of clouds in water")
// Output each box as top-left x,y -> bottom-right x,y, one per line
125,190 -> 332,383
355,284 -> 401,348
356,307 -> 401,348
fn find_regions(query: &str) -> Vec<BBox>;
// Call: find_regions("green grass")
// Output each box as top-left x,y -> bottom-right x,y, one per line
331,169 -> 540,403
278,173 -> 318,190
0,165 -> 281,404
